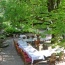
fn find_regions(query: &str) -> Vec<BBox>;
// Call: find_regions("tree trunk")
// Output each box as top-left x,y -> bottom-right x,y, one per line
47,0 -> 55,12
51,34 -> 56,44
57,0 -> 61,8
47,0 -> 61,12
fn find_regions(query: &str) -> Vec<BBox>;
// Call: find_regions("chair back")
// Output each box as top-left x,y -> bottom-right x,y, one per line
15,44 -> 21,54
13,40 -> 19,46
48,53 -> 56,65
35,39 -> 40,45
51,53 -> 56,59
59,51 -> 65,61
13,40 -> 21,54
34,40 -> 40,50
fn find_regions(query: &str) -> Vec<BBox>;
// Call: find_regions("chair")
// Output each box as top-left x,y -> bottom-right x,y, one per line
13,39 -> 18,46
31,35 -> 35,39
15,44 -> 21,54
13,40 -> 21,55
58,51 -> 65,62
48,53 -> 56,65
34,39 -> 40,50
27,36 -> 30,39
43,44 -> 48,50
13,40 -> 16,46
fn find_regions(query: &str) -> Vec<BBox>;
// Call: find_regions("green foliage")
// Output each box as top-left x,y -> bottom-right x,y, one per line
5,26 -> 21,34
48,4 -> 65,35
0,0 -> 65,46
0,0 -> 48,34
0,34 -> 5,39
0,17 -> 4,30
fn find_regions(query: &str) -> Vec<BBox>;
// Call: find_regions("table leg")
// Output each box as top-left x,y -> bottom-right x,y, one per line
31,63 -> 33,65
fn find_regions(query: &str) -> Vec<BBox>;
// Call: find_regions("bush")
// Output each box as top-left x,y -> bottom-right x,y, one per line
4,27 -> 22,37
0,34 -> 8,48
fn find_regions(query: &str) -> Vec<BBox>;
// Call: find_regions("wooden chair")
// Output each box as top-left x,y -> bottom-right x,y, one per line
34,39 -> 40,50
13,40 -> 16,47
43,44 -> 48,50
13,40 -> 19,46
27,36 -> 30,39
15,44 -> 21,54
48,53 -> 56,65
58,51 -> 65,62
13,40 -> 21,55
31,35 -> 35,39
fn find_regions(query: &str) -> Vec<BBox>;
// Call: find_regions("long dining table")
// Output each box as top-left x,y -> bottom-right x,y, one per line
17,40 -> 45,64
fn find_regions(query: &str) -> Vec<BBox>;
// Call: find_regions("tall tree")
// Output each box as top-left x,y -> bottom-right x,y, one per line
47,0 -> 61,12
57,0 -> 61,8
1,0 -> 65,45
47,0 -> 65,44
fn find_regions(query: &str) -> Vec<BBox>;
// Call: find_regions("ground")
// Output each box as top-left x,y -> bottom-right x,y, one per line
0,38 -> 65,65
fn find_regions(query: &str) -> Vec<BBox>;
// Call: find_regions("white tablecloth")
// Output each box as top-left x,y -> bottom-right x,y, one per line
39,47 -> 65,57
39,50 -> 53,57
18,40 -> 27,46
22,38 -> 45,43
18,40 -> 45,63
39,48 -> 59,57
24,46 -> 44,63
19,35 -> 27,39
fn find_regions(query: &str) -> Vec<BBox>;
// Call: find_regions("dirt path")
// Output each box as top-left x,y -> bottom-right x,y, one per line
0,38 -> 24,65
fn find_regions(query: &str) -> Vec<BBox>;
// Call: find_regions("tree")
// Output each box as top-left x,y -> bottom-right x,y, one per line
0,0 -> 48,33
0,0 -> 65,45
47,0 -> 65,44
47,0 -> 61,12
